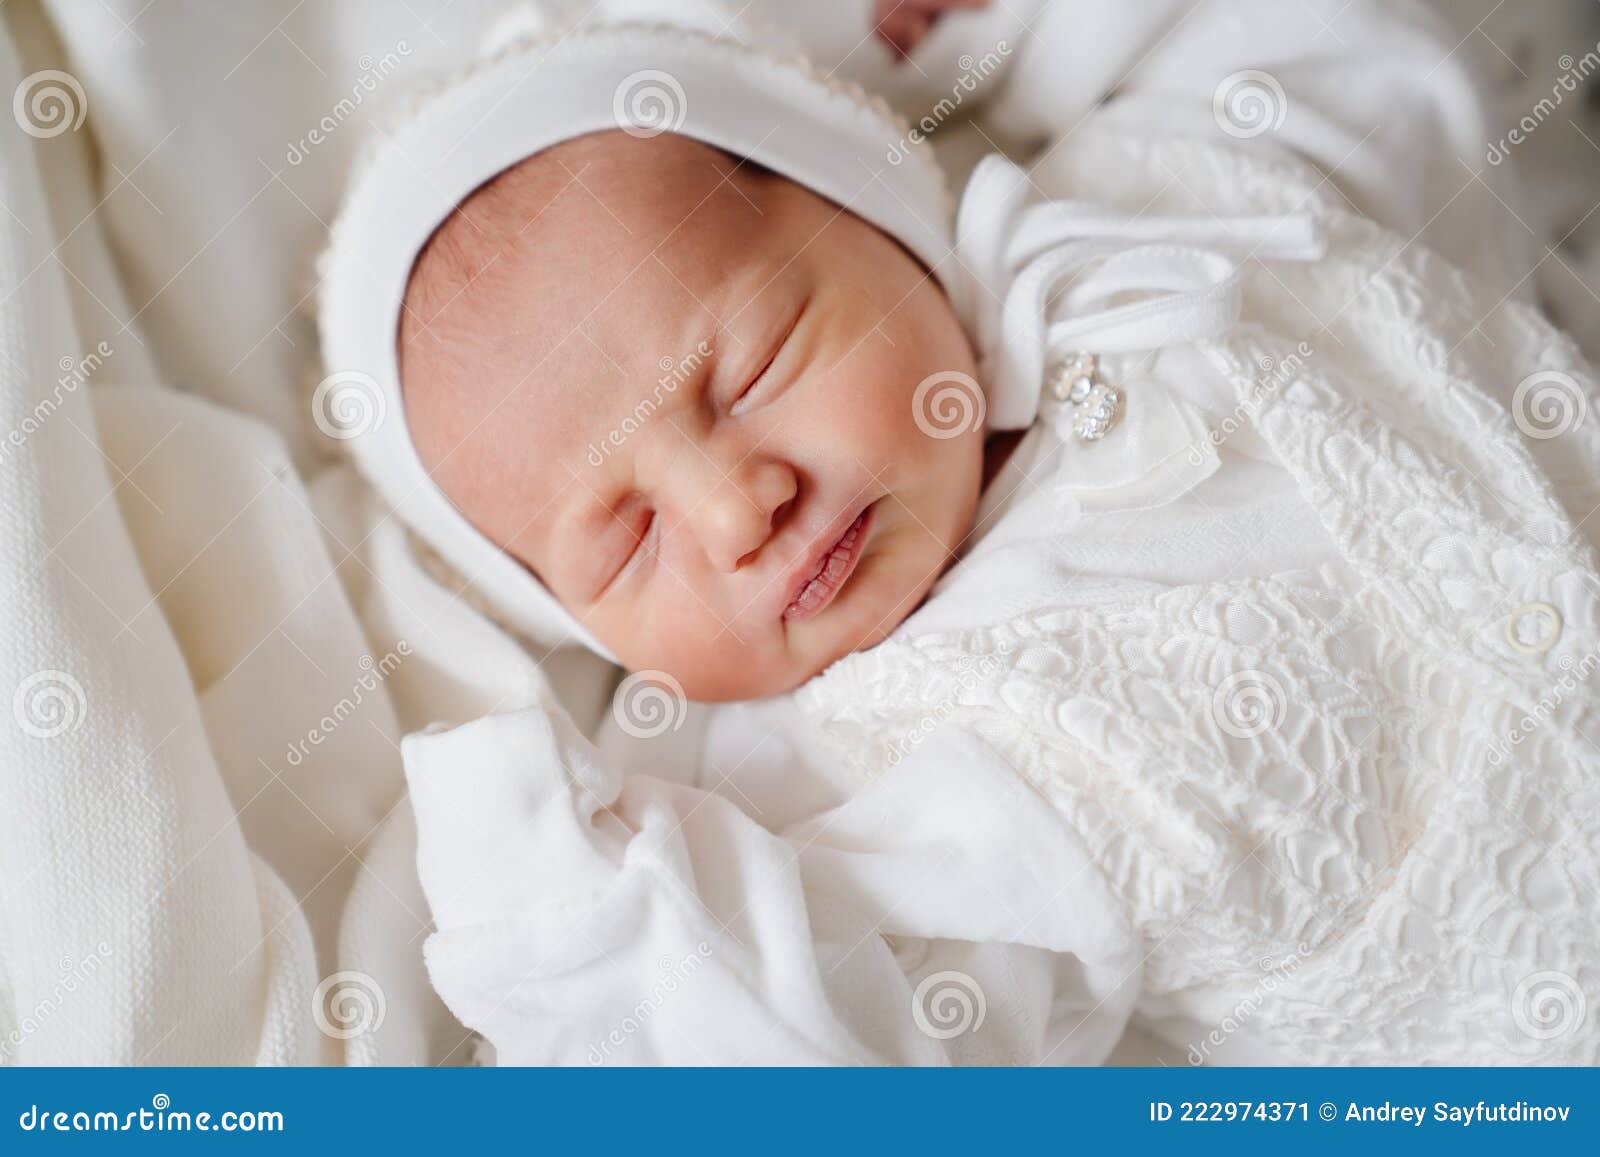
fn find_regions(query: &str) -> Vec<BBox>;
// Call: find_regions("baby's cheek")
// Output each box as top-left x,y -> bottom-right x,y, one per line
618,590 -> 741,698
828,345 -> 941,466
623,592 -> 702,666
886,307 -> 977,430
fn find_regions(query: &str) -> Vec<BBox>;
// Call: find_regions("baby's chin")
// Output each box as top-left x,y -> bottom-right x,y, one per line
662,633 -> 876,703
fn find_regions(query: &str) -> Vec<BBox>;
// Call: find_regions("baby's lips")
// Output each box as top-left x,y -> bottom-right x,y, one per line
780,503 -> 874,623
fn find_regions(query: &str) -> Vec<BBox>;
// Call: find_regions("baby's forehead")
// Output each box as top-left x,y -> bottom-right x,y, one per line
404,131 -> 786,348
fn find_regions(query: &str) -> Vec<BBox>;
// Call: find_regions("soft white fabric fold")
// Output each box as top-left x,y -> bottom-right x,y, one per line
955,154 -> 1325,513
958,154 -> 1326,432
407,703 -> 1139,1065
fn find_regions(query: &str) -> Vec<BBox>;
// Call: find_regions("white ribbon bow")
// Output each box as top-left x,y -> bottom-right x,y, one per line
953,155 -> 1327,511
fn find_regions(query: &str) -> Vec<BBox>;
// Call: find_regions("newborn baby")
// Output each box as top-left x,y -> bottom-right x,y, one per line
321,3 -> 1305,705
398,130 -> 985,700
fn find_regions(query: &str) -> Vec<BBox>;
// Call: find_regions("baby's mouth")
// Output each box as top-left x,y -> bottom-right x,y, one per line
781,502 -> 875,623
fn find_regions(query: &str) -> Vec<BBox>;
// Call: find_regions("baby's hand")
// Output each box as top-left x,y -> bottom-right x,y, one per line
873,0 -> 990,60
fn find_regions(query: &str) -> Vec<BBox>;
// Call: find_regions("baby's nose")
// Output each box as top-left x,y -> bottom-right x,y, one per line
694,459 -> 798,573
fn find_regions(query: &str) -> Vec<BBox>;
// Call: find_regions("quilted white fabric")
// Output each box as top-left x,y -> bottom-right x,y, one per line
796,115 -> 1600,1063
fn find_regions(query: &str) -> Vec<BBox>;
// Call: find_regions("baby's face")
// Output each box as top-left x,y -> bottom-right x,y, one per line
400,131 -> 982,700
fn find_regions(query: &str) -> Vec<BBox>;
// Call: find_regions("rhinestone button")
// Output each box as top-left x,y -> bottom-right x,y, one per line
1047,352 -> 1124,443
1072,385 -> 1123,441
1506,602 -> 1562,654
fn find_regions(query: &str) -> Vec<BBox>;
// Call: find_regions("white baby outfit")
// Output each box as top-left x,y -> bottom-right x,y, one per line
321,0 -> 1600,1065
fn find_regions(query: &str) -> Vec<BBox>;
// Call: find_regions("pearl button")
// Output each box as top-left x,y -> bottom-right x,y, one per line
1506,602 -> 1562,654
